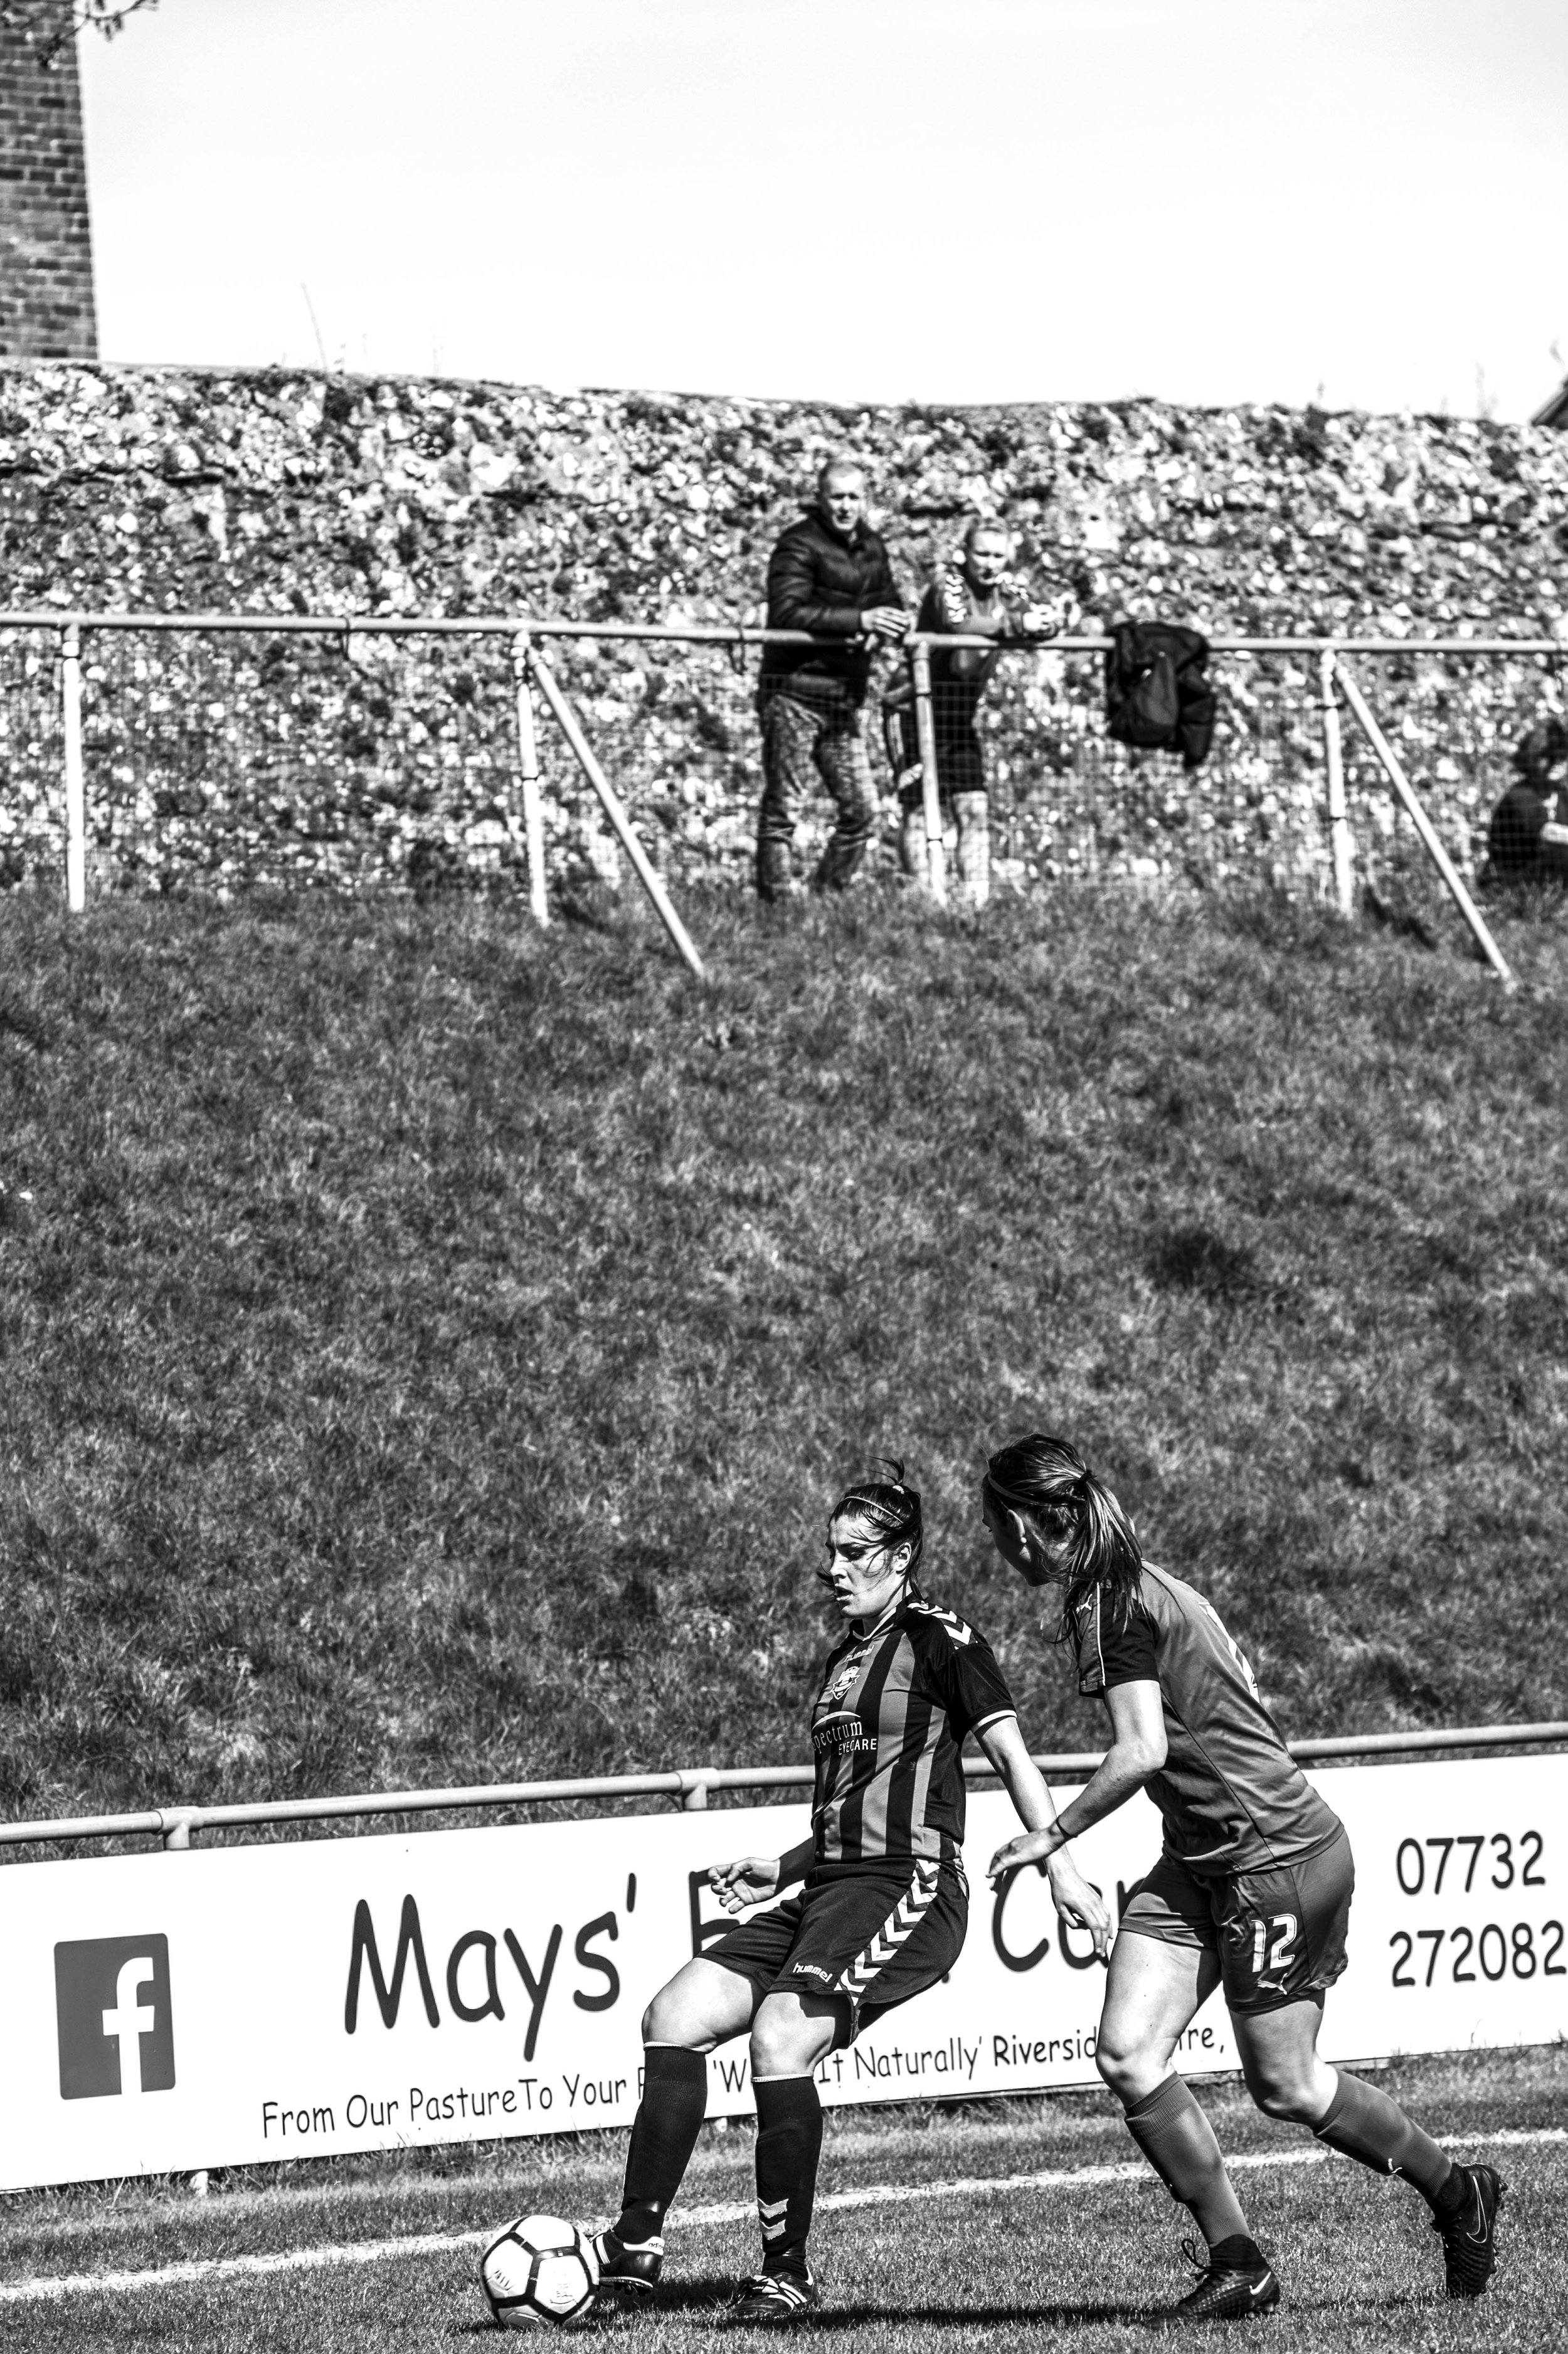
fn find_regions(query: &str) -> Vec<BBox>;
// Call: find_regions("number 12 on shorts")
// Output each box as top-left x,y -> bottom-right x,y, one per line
1250,1912 -> 1299,1983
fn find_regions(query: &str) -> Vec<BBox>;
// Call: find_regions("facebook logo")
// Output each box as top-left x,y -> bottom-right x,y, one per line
55,1936 -> 176,2100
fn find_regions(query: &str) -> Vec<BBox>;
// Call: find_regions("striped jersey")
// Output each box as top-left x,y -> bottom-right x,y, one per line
810,1585 -> 1016,1875
1072,1563 -> 1339,1879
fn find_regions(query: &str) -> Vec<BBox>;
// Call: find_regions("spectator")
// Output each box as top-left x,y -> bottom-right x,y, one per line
884,521 -> 1073,908
1488,718 -> 1568,885
755,462 -> 907,901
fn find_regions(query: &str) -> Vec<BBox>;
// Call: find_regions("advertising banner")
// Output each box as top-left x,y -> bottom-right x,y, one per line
3,1754 -> 1563,2190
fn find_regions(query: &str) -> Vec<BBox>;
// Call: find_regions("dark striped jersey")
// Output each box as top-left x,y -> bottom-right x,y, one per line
810,1586 -> 1016,1876
1072,1563 -> 1340,1879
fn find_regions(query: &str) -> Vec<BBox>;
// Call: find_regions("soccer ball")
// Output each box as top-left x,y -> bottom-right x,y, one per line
480,2214 -> 600,2328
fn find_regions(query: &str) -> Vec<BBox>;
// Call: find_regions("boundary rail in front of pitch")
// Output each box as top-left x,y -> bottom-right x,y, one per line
0,1720 -> 1562,1854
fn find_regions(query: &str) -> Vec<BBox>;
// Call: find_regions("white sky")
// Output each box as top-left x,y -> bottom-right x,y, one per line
78,0 -> 1568,421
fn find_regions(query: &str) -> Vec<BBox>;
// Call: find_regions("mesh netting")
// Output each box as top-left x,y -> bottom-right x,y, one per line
0,625 -> 1560,903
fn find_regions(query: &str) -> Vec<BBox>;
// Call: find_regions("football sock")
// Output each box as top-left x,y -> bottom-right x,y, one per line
1207,2233 -> 1267,2272
617,2044 -> 709,2244
1123,2074 -> 1253,2247
753,2073 -> 823,2278
1311,2069 -> 1461,2208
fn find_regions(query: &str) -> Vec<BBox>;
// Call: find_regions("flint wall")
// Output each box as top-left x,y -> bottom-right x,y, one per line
1,364 -> 1565,899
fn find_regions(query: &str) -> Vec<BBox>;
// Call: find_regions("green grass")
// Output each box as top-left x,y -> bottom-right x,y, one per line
1,881 -> 1566,1825
0,2047 -> 1562,2349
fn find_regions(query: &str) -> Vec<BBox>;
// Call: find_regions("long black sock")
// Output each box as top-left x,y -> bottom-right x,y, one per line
753,2074 -> 824,2278
1123,2075 -> 1253,2248
1311,2070 -> 1461,2211
618,2045 -> 708,2243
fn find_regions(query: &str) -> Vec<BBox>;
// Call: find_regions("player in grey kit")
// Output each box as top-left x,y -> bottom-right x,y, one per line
981,1432 -> 1505,2327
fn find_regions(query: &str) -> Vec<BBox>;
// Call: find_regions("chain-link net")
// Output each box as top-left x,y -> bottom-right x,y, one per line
0,625 -> 1560,905
0,629 -> 64,889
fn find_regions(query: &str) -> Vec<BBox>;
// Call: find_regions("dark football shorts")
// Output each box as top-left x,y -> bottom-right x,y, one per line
706,1860 -> 966,2037
1118,1825 -> 1354,2015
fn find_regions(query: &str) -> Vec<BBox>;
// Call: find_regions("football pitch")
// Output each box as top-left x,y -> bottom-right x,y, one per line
2,2048 -> 1561,2351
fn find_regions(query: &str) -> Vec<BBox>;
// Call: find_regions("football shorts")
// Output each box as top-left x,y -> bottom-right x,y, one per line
1118,1825 -> 1353,2015
706,1862 -> 966,2035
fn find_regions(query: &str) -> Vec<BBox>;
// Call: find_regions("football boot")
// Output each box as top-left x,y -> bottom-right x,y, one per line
1163,2239 -> 1281,2325
1433,2164 -> 1505,2298
728,2267 -> 820,2323
591,2225 -> 664,2296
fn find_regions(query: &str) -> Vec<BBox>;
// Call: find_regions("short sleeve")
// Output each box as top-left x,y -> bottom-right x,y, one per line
909,1604 -> 1016,1738
1074,1591 -> 1158,1695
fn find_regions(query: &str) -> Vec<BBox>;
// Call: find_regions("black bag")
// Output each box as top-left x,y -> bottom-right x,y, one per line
1105,622 -> 1217,767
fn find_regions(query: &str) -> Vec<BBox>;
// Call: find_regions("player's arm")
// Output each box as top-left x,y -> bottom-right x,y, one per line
707,1834 -> 814,1916
976,1714 -> 1111,1956
987,1680 -> 1166,1876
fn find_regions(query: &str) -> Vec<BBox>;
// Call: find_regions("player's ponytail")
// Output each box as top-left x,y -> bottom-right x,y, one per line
830,1458 -> 924,1581
983,1433 -> 1143,1630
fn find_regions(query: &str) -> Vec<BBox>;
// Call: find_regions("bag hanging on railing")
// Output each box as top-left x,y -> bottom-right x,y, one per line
1105,620 -> 1217,768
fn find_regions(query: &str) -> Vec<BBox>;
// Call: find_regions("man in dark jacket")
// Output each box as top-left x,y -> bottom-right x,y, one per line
1488,718 -> 1568,884
755,460 -> 907,899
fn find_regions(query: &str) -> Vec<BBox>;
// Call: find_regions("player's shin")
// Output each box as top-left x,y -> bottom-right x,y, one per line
1123,2074 -> 1257,2253
752,2074 -> 824,2279
1311,2069 -> 1464,2210
616,2044 -> 709,2243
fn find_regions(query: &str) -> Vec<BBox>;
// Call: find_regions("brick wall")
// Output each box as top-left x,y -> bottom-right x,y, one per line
0,19 -> 97,359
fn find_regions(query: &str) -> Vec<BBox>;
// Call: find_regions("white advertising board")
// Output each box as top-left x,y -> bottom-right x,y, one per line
3,1754 -> 1563,2190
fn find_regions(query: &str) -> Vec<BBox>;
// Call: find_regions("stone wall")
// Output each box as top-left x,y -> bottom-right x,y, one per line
0,24 -> 97,360
1,364 -> 1565,899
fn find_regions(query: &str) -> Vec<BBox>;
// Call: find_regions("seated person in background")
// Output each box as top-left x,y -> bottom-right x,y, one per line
883,520 -> 1073,909
1488,718 -> 1568,884
755,460 -> 908,902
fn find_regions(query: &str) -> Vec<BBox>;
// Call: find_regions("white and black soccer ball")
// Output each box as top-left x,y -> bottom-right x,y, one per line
480,2214 -> 600,2328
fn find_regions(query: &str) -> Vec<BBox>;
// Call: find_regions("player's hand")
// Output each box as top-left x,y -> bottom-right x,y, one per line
1017,604 -> 1061,639
987,1826 -> 1058,1882
861,606 -> 909,642
1046,1857 -> 1113,1961
707,1855 -> 781,1914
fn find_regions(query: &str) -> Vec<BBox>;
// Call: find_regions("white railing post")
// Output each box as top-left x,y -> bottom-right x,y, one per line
512,630 -> 548,926
1335,660 -> 1517,994
60,622 -> 86,912
909,639 -> 949,908
528,646 -> 706,982
1320,646 -> 1354,917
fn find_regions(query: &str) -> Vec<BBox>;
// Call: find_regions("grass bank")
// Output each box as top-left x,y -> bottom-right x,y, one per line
1,885 -> 1564,1820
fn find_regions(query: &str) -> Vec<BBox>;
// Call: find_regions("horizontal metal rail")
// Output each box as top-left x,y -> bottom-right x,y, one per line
0,610 -> 1562,656
1,1722 -> 1562,1853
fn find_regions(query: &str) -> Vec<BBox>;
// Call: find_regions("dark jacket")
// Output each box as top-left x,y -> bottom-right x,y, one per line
1104,621 -> 1217,769
759,508 -> 903,704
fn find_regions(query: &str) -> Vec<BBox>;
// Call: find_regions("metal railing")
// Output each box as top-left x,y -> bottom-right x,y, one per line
3,1720 -> 1563,1855
4,611 -> 1562,936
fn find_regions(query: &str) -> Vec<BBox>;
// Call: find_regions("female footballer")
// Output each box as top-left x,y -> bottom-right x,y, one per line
587,1463 -> 1109,2320
981,1432 -> 1503,2326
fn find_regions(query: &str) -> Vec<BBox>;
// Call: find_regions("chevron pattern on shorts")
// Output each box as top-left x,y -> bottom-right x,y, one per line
834,1860 -> 940,2008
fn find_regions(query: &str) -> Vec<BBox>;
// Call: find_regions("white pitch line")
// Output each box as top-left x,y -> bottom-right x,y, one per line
1,2126 -> 1560,2308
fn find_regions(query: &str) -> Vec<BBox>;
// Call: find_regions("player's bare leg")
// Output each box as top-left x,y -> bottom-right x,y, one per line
596,1959 -> 758,2296
1234,2000 -> 1505,2300
1097,1935 -> 1280,2321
